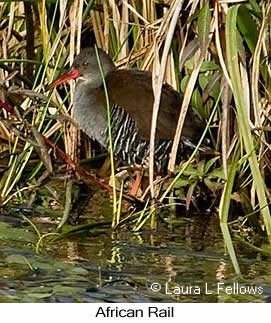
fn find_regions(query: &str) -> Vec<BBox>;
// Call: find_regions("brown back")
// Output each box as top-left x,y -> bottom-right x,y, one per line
96,69 -> 200,141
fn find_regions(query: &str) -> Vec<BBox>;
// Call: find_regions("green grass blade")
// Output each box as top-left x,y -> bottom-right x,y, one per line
226,5 -> 271,240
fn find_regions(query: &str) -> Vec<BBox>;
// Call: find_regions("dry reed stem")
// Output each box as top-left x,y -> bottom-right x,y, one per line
252,4 -> 271,127
91,9 -> 104,49
221,77 -> 230,178
214,3 -> 232,91
103,2 -> 110,53
59,0 -> 67,28
149,0 -> 185,197
120,1 -> 129,57
76,0 -> 84,54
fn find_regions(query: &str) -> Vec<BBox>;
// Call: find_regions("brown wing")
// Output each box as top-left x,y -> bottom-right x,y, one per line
97,69 -> 200,141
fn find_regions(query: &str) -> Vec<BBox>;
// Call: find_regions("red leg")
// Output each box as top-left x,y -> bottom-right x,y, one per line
129,171 -> 142,196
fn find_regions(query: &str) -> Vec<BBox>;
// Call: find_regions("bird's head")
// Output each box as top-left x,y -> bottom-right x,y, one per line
50,47 -> 115,89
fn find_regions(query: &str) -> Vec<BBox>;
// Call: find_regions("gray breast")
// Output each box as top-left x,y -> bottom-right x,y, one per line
73,83 -> 108,148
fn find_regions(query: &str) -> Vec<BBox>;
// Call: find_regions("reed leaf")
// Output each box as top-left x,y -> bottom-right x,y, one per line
226,5 -> 271,239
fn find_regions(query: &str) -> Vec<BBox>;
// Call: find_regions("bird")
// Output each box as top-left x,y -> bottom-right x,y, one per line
51,47 -> 203,173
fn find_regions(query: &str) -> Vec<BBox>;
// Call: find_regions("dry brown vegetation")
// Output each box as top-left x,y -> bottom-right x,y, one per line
1,0 -> 271,272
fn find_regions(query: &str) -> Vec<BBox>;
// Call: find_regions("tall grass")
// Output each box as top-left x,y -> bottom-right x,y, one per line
1,0 -> 271,272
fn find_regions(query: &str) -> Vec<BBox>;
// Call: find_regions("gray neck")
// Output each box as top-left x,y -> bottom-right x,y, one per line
73,81 -> 107,147
77,75 -> 102,89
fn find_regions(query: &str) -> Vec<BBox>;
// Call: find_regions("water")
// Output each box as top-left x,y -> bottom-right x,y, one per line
0,201 -> 270,303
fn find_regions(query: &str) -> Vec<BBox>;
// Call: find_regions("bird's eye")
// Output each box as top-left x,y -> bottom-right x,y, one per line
83,62 -> 88,66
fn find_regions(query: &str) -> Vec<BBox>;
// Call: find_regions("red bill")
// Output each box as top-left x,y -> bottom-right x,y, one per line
49,69 -> 80,89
